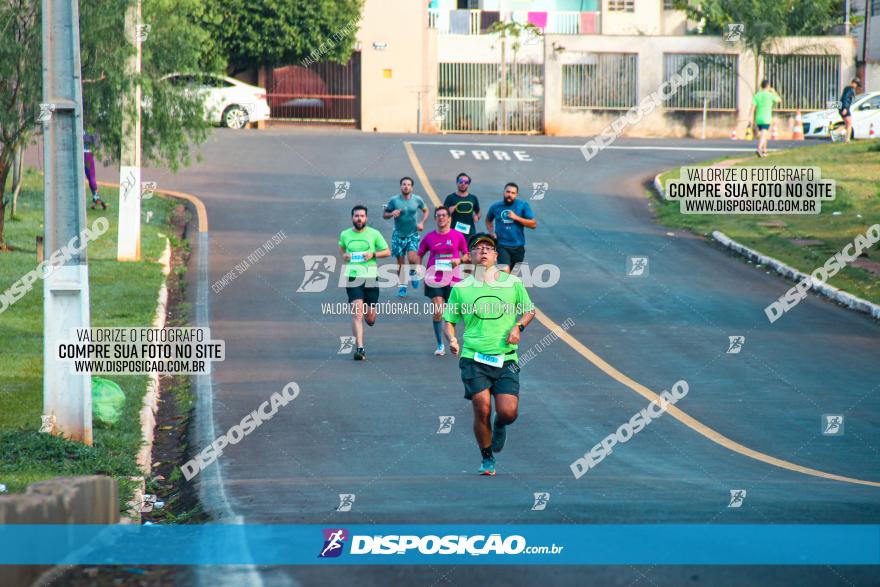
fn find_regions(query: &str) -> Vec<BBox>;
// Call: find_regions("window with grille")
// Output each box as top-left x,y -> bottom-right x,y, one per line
662,53 -> 738,110
562,54 -> 638,109
763,54 -> 841,111
608,0 -> 635,12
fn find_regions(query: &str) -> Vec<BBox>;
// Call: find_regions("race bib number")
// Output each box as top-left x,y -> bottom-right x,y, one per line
434,259 -> 453,270
473,352 -> 503,367
454,221 -> 471,234
349,252 -> 365,263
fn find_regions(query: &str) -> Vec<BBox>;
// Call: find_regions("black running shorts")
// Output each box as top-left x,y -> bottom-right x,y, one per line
459,356 -> 520,399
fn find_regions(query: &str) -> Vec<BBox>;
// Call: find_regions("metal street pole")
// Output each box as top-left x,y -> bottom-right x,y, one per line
41,0 -> 93,444
416,89 -> 422,134
702,97 -> 708,140
117,0 -> 143,261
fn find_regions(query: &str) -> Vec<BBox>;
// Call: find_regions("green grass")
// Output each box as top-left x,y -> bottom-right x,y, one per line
653,141 -> 880,304
0,167 -> 177,507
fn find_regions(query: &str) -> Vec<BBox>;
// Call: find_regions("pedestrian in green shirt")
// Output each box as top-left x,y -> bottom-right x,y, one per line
750,79 -> 782,157
443,233 -> 535,476
339,205 -> 391,361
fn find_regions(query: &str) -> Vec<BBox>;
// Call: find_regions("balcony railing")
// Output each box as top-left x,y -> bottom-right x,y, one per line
428,9 -> 601,35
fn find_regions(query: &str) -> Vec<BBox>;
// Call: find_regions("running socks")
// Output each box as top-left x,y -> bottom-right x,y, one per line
432,320 -> 443,345
480,446 -> 493,460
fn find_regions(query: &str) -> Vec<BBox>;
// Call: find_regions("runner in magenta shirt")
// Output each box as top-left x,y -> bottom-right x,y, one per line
418,206 -> 469,356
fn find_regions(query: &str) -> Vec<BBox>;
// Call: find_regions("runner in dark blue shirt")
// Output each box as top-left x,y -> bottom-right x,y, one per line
485,182 -> 538,273
839,78 -> 861,142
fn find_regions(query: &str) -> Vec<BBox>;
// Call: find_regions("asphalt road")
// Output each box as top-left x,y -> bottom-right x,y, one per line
44,129 -> 880,586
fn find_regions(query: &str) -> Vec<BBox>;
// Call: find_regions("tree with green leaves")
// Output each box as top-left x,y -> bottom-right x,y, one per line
488,20 -> 543,132
198,0 -> 364,75
0,0 -> 220,249
0,0 -> 41,248
674,0 -> 844,91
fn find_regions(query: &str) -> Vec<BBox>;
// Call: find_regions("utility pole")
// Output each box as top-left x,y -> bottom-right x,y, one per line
117,0 -> 143,261
500,28 -> 507,134
863,0 -> 872,88
41,0 -> 93,444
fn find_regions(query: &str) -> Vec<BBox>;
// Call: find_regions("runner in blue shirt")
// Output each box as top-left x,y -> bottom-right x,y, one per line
485,182 -> 538,273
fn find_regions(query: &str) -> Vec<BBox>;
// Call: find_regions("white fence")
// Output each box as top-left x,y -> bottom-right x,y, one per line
436,62 -> 544,134
428,9 -> 600,35
764,54 -> 841,111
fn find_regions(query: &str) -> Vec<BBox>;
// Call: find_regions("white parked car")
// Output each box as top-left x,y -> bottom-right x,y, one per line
802,91 -> 880,140
164,74 -> 270,129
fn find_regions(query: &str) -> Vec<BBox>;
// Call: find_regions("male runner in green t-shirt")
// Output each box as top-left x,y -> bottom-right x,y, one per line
442,233 -> 535,476
750,79 -> 782,158
339,205 -> 390,361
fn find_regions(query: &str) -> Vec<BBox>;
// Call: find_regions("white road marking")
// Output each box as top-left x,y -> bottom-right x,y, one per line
411,140 -> 769,153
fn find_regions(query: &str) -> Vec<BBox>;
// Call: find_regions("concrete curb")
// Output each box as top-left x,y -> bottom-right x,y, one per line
123,238 -> 172,522
136,238 -> 171,475
652,172 -> 880,321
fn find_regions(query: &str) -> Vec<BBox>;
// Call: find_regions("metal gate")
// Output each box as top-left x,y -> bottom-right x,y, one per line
436,62 -> 544,134
267,53 -> 361,126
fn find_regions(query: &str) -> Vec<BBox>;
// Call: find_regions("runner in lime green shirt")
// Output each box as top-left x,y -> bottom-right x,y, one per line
750,79 -> 782,157
442,232 -> 535,476
338,205 -> 390,361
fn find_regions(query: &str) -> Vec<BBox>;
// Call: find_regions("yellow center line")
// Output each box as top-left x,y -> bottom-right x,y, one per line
404,140 -> 880,489
96,179 -> 208,233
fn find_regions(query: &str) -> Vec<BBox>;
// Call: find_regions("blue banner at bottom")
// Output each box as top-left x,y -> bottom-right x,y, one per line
0,525 -> 877,565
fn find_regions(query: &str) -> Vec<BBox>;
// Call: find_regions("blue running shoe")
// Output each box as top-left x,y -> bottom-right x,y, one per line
398,285 -> 407,297
491,423 -> 507,453
478,457 -> 496,476
411,277 -> 421,289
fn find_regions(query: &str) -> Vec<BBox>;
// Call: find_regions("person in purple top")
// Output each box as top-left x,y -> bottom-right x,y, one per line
418,206 -> 469,356
83,131 -> 107,210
